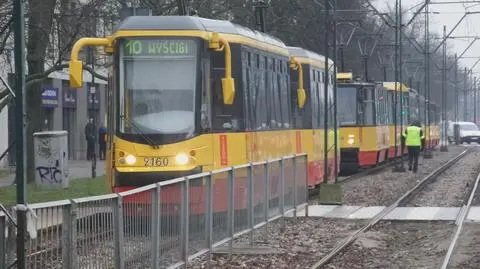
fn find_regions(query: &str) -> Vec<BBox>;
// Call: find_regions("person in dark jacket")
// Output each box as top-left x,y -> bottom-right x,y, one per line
85,118 -> 95,160
98,124 -> 107,160
402,120 -> 425,173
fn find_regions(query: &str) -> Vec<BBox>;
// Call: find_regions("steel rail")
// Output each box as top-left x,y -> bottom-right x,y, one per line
440,167 -> 480,269
309,149 -> 470,268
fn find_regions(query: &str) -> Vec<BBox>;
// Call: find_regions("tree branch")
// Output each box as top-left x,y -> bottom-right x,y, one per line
0,94 -> 12,113
25,63 -> 108,87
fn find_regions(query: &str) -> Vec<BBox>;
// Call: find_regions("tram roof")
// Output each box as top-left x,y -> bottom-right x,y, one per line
287,46 -> 334,66
382,82 -> 409,92
115,16 -> 287,49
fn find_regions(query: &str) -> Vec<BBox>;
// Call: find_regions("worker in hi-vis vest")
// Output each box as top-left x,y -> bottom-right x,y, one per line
402,120 -> 425,173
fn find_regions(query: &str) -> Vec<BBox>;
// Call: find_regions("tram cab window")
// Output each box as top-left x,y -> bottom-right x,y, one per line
337,86 -> 357,126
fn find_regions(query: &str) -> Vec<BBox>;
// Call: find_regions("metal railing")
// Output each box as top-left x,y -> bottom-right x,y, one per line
0,154 -> 309,269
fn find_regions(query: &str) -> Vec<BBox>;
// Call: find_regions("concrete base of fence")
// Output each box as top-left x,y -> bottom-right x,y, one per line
315,184 -> 343,205
213,245 -> 283,255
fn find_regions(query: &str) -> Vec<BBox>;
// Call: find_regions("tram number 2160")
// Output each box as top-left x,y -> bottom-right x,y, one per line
144,157 -> 169,167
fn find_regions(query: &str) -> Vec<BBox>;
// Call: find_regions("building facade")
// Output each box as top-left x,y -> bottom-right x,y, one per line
7,71 -> 107,163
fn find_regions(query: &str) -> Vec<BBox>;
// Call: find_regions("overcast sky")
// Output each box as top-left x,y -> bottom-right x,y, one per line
373,0 -> 480,75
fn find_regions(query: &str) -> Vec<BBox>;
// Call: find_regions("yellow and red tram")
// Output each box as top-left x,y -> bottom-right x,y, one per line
288,46 -> 338,186
67,15 -> 337,215
336,73 -> 389,173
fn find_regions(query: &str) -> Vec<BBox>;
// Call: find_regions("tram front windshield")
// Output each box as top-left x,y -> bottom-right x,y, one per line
337,86 -> 357,126
118,38 -> 198,136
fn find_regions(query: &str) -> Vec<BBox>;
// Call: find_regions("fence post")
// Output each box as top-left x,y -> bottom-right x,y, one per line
113,195 -> 125,269
280,157 -> 285,232
180,178 -> 190,268
205,173 -> 213,269
0,214 -> 5,269
151,185 -> 160,269
293,155 -> 297,219
62,201 -> 77,269
304,154 -> 309,217
227,168 -> 235,259
263,162 -> 269,236
247,163 -> 254,245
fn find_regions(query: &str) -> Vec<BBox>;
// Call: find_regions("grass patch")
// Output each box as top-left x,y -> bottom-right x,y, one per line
0,169 -> 12,179
0,176 -> 109,206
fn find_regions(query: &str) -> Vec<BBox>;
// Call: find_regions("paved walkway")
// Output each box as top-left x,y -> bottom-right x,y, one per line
0,160 -> 105,188
286,205 -> 480,222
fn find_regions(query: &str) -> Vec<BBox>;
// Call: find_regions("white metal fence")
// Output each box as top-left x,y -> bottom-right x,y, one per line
0,154 -> 308,269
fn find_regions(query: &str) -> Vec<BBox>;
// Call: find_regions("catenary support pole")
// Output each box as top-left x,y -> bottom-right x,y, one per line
333,0 -> 338,183
393,0 -> 406,171
323,0 -> 330,183
440,25 -> 448,152
423,0 -> 433,159
14,0 -> 27,268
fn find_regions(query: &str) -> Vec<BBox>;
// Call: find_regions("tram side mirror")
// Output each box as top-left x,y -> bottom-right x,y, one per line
297,88 -> 306,109
69,59 -> 83,88
221,77 -> 235,105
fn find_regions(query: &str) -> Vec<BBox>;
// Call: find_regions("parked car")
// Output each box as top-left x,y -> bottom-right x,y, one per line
447,121 -> 480,144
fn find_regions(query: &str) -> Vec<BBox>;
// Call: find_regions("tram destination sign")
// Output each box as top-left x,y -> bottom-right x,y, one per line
122,39 -> 196,57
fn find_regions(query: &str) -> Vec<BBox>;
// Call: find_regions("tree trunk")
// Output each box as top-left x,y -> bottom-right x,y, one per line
25,0 -> 56,182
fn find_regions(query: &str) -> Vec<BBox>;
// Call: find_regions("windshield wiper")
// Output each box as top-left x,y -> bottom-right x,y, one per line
120,115 -> 160,149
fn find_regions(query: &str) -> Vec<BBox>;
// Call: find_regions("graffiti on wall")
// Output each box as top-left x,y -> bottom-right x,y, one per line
35,137 -> 62,186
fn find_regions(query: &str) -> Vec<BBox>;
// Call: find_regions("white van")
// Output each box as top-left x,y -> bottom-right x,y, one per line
447,121 -> 480,144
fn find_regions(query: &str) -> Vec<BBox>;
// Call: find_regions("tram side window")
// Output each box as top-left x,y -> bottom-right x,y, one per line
271,58 -> 283,129
254,53 -> 268,130
363,87 -> 375,125
402,93 -> 409,124
279,60 -> 291,128
242,50 -> 252,130
327,72 -> 335,128
317,70 -> 325,129
375,87 -> 382,124
211,52 -> 243,131
310,70 -> 318,128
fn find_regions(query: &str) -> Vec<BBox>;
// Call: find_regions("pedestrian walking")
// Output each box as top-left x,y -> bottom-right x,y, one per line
98,124 -> 107,160
85,118 -> 95,160
402,120 -> 425,173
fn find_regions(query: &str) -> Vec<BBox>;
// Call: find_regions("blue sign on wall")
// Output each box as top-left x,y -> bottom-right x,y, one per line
41,87 -> 59,108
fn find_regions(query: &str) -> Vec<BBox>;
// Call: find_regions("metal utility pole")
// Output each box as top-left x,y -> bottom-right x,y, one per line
253,0 -> 269,32
393,0 -> 406,172
454,54 -> 458,124
440,25 -> 448,152
13,0 -> 27,268
332,0 -> 338,183
473,77 -> 477,124
176,0 -> 188,15
464,67 -> 468,121
423,0 -> 433,159
323,0 -> 330,183
89,47 -> 96,178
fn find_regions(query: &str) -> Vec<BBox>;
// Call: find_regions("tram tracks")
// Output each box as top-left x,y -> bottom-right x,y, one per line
309,148 -> 471,269
440,169 -> 480,269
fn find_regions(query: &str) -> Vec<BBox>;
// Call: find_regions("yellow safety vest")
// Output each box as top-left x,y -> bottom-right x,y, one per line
402,126 -> 424,146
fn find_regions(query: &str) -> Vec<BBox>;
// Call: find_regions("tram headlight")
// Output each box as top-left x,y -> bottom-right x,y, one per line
347,134 -> 355,145
125,154 -> 137,165
175,153 -> 189,165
